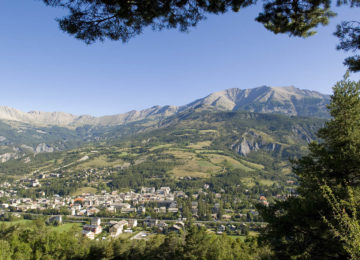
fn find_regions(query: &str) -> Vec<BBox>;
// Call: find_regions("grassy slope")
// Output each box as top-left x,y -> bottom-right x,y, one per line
0,111 -> 325,188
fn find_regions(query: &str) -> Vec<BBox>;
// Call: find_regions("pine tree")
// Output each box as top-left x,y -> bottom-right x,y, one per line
258,74 -> 360,259
321,185 -> 360,260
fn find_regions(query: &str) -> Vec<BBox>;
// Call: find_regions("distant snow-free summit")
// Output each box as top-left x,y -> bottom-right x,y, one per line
0,86 -> 330,127
188,86 -> 329,117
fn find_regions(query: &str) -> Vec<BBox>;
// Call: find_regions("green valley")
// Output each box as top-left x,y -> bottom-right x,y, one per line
0,111 -> 324,205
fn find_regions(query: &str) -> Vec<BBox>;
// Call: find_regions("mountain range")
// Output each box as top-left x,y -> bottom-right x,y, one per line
0,86 -> 330,127
0,86 -> 330,165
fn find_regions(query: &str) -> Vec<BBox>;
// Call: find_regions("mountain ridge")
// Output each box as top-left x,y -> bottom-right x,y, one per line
0,86 -> 330,127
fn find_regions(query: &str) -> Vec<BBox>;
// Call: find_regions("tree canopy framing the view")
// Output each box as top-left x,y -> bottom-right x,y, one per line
43,0 -> 360,71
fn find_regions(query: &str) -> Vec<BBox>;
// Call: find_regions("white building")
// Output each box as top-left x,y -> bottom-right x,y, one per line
127,219 -> 138,228
83,224 -> 102,235
109,220 -> 128,238
82,230 -> 95,240
91,217 -> 101,226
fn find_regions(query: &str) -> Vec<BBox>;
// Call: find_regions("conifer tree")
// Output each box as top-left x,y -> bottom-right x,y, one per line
258,74 -> 360,259
321,185 -> 360,260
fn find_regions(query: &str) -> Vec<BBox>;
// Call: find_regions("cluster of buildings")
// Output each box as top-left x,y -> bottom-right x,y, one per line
79,216 -> 184,240
0,182 -> 16,197
80,217 -> 138,240
0,187 -> 186,217
1,196 -> 68,212
69,187 -> 184,216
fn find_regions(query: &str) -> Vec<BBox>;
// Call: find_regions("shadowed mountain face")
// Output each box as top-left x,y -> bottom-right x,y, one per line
0,86 -> 329,127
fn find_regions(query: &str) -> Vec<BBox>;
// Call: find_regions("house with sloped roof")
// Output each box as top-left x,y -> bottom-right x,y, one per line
83,224 -> 102,235
82,230 -> 95,240
109,220 -> 128,238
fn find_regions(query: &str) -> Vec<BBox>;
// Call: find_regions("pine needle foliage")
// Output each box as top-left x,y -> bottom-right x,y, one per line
258,74 -> 360,259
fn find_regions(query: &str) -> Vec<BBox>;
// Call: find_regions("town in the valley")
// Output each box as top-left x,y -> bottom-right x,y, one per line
0,173 -> 285,240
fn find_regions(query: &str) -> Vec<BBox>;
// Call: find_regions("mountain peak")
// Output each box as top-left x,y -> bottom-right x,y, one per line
184,86 -> 330,117
0,86 -> 330,127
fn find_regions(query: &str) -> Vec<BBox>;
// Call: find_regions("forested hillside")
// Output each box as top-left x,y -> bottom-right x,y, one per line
0,111 -> 325,198
0,86 -> 329,163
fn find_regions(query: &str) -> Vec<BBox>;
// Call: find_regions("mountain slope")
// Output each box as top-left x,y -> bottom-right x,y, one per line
0,86 -> 330,128
185,86 -> 329,117
0,86 -> 329,163
0,111 -> 325,180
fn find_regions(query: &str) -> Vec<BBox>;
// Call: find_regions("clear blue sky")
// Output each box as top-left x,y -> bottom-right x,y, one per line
0,1 -> 359,116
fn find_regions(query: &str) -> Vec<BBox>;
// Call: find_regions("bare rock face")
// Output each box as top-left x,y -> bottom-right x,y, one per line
20,144 -> 34,152
185,86 -> 330,117
35,143 -> 54,154
231,131 -> 282,156
0,152 -> 18,163
0,105 -> 181,127
0,106 -> 90,126
0,86 -> 329,129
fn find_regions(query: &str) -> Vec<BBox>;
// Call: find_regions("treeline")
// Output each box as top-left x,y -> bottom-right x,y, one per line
0,220 -> 271,260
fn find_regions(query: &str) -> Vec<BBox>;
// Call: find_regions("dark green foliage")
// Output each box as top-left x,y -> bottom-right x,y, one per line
43,0 -> 255,44
0,219 -> 88,259
258,75 -> 360,258
0,220 -> 267,259
256,0 -> 335,37
259,196 -> 345,258
41,178 -> 82,196
108,160 -> 176,190
333,0 -> 360,72
42,0 -> 360,71
44,0 -> 335,43
334,20 -> 360,72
